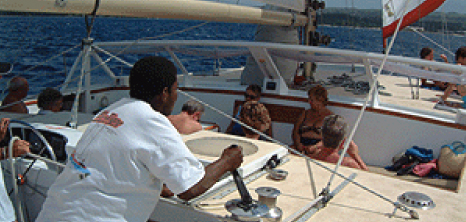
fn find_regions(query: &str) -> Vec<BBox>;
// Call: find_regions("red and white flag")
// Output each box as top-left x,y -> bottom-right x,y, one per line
382,0 -> 446,39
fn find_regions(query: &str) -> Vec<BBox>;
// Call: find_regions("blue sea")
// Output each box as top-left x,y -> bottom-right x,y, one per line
0,16 -> 464,98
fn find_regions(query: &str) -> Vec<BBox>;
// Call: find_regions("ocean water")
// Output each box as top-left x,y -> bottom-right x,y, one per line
0,16 -> 464,98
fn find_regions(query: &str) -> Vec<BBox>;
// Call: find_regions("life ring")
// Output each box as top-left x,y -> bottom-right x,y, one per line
99,96 -> 109,108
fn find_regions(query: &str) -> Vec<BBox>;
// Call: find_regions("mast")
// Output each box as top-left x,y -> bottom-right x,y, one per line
303,0 -> 325,81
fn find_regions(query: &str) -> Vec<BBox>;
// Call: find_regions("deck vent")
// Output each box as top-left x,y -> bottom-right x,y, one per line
397,191 -> 435,210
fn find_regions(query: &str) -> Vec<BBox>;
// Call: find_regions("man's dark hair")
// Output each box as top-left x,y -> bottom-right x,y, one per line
129,56 -> 177,103
181,100 -> 205,115
420,47 -> 433,59
246,84 -> 262,96
322,115 -> 347,149
456,47 -> 466,62
37,87 -> 63,110
8,76 -> 28,92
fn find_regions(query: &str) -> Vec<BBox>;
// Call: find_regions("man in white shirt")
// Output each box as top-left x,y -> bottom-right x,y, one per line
36,56 -> 243,222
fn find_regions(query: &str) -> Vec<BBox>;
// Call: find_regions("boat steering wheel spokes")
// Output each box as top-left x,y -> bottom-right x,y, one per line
8,119 -> 57,161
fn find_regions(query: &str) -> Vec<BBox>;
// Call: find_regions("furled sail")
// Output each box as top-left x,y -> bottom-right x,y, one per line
0,0 -> 307,27
382,0 -> 446,39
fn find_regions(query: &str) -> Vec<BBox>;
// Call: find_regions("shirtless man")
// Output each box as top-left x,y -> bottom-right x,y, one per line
306,115 -> 368,170
1,76 -> 29,113
168,100 -> 204,134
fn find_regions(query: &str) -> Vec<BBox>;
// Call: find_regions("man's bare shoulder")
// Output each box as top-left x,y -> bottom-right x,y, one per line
1,96 -> 28,113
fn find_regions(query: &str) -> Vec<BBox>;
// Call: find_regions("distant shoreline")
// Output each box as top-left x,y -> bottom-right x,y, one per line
1,7 -> 465,33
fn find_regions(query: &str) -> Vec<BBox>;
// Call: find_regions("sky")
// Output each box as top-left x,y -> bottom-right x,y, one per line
324,0 -> 466,14
235,0 -> 466,14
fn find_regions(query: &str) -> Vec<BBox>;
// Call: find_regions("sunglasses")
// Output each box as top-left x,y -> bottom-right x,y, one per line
244,93 -> 257,100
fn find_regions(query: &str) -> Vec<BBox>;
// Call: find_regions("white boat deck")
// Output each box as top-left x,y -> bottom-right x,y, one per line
184,65 -> 460,121
183,131 -> 466,222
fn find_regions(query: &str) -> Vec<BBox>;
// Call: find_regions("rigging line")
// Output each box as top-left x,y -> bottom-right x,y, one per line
0,94 -> 43,111
0,44 -> 81,99
85,0 -> 101,38
66,21 -> 212,81
327,0 -> 412,187
177,89 -> 414,214
407,27 -> 455,56
326,0 -> 413,208
441,5 -> 451,54
24,183 -> 47,198
140,21 -> 210,41
69,47 -> 90,128
7,137 -> 24,222
3,21 -> 210,101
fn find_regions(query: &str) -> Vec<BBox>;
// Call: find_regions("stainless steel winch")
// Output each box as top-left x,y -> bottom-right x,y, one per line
225,170 -> 283,222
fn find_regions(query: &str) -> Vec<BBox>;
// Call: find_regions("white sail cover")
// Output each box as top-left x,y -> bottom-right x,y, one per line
382,0 -> 446,39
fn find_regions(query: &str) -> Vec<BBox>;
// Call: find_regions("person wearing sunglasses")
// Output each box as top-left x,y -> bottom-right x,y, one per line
226,84 -> 273,139
239,101 -> 271,140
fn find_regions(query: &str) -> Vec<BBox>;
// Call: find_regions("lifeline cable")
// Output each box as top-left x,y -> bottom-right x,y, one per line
178,89 -> 418,218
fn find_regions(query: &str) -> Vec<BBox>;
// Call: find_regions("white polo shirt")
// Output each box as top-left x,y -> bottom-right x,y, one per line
0,166 -> 16,222
36,98 -> 205,222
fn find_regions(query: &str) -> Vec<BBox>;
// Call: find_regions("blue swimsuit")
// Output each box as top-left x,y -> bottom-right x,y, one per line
230,105 -> 245,136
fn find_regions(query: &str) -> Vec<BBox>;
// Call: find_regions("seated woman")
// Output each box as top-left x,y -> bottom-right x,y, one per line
226,84 -> 273,137
307,115 -> 368,170
292,85 -> 333,153
239,101 -> 271,140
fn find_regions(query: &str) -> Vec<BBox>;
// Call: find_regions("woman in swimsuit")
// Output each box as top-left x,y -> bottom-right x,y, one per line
292,85 -> 333,153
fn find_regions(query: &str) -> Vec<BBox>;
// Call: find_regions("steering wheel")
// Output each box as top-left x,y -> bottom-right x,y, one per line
8,119 -> 57,161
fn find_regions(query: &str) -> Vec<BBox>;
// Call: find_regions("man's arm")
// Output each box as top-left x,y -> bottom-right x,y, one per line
0,118 -> 9,141
181,121 -> 203,135
177,145 -> 243,201
346,141 -> 368,171
0,118 -> 30,160
0,140 -> 30,160
267,123 -> 273,138
292,110 -> 306,153
440,84 -> 456,102
440,54 -> 448,63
